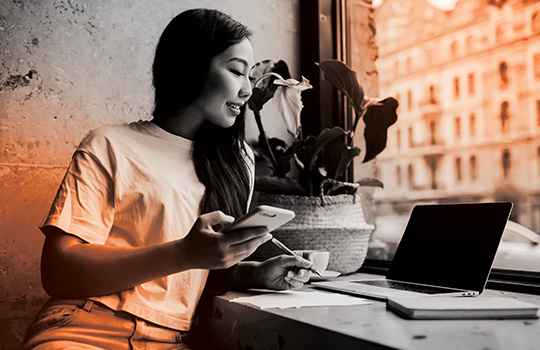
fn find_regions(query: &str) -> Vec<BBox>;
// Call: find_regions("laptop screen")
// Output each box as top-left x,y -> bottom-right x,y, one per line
386,202 -> 513,292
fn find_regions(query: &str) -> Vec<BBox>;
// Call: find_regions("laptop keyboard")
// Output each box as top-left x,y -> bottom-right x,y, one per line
353,280 -> 462,294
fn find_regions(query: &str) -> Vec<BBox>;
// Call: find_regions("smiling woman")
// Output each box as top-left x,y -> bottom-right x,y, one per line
19,8 -> 315,350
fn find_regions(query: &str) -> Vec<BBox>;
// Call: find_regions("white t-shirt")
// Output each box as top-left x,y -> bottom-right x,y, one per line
41,120 -> 254,331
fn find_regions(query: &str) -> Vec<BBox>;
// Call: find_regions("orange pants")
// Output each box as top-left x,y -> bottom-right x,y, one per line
20,299 -> 191,350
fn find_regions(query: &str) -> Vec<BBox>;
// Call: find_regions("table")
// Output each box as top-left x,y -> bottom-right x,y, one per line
195,273 -> 540,350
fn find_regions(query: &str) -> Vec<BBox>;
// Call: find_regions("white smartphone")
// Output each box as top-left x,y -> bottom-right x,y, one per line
221,205 -> 295,233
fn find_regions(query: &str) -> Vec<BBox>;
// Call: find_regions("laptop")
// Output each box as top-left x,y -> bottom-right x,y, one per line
312,202 -> 513,301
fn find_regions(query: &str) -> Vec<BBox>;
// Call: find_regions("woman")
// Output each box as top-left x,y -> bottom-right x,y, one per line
21,8 -> 313,349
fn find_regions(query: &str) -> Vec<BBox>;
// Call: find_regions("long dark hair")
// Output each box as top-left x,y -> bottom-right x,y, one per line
152,9 -> 253,219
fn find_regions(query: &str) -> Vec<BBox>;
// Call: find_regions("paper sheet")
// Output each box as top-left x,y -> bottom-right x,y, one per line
229,290 -> 371,309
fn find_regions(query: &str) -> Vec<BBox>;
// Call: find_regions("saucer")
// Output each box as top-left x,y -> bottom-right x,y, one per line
309,270 -> 341,282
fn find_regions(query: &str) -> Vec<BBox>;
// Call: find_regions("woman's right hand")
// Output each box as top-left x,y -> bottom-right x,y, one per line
179,211 -> 272,270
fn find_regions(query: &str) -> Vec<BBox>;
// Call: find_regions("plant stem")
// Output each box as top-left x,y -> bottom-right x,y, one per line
351,106 -> 366,137
253,109 -> 278,170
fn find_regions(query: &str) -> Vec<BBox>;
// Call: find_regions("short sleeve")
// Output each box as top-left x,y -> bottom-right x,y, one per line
40,149 -> 115,244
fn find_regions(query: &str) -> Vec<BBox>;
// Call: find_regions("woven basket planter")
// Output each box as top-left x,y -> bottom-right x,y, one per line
250,193 -> 375,274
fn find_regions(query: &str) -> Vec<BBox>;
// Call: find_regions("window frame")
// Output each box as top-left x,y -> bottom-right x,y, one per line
301,0 -> 540,294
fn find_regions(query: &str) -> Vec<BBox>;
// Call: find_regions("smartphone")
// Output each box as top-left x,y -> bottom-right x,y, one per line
221,205 -> 295,233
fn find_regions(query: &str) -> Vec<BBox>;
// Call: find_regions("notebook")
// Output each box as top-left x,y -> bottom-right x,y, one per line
312,202 -> 513,301
386,296 -> 539,319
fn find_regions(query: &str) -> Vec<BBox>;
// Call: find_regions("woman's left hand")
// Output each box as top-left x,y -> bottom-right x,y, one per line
257,254 -> 314,290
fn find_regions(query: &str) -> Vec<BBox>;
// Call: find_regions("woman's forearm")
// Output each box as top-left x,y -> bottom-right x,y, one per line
234,261 -> 264,290
41,227 -> 192,298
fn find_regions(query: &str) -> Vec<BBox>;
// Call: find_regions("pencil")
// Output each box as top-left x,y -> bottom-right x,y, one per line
271,238 -> 323,278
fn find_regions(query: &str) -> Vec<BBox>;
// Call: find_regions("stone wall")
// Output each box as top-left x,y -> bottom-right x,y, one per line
0,1 -> 300,347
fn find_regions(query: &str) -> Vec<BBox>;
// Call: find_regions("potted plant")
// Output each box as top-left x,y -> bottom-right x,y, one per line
247,59 -> 398,274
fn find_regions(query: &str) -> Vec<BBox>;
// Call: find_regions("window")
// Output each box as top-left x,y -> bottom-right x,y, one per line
537,100 -> 540,125
533,11 -> 540,34
407,164 -> 414,189
428,85 -> 436,104
502,149 -> 511,178
470,155 -> 477,180
429,120 -> 436,145
466,35 -> 473,53
499,61 -> 509,85
501,101 -> 510,132
455,157 -> 462,181
468,73 -> 475,95
496,23 -> 505,43
396,129 -> 401,149
342,0 -> 540,276
537,147 -> 540,176
534,54 -> 540,79
451,41 -> 458,58
469,113 -> 476,137
396,165 -> 402,186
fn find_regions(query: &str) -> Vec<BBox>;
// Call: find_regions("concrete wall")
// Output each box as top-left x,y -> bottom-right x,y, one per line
0,0 -> 300,347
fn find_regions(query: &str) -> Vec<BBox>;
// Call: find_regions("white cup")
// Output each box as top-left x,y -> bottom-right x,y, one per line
293,250 -> 330,273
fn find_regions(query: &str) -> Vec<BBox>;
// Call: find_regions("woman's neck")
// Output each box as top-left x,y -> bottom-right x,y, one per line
152,112 -> 203,140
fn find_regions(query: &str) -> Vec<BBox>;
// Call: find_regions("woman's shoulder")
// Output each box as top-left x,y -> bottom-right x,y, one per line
80,121 -> 146,148
76,122 -> 146,160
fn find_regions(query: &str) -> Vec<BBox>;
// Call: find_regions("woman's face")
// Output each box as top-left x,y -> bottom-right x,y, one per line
190,38 -> 254,129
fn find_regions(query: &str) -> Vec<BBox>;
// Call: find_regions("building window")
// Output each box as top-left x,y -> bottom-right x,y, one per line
496,23 -> 505,42
455,157 -> 462,181
407,90 -> 413,110
396,129 -> 401,149
499,61 -> 509,85
502,149 -> 511,178
537,147 -> 540,176
534,54 -> 540,79
501,101 -> 510,132
429,85 -> 436,104
451,41 -> 458,58
468,73 -> 475,95
455,117 -> 461,139
466,35 -> 473,53
408,127 -> 413,147
340,0 -> 540,274
407,164 -> 415,189
537,100 -> 540,126
396,165 -> 402,187
470,156 -> 477,180
469,114 -> 476,137
430,120 -> 436,145
533,11 -> 540,34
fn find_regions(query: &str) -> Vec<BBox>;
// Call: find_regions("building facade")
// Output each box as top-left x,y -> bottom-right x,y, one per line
371,0 -> 540,230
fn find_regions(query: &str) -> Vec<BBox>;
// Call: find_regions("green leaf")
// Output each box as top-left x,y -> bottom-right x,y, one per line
321,138 -> 361,179
363,97 -> 399,163
317,59 -> 365,114
308,127 -> 350,171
